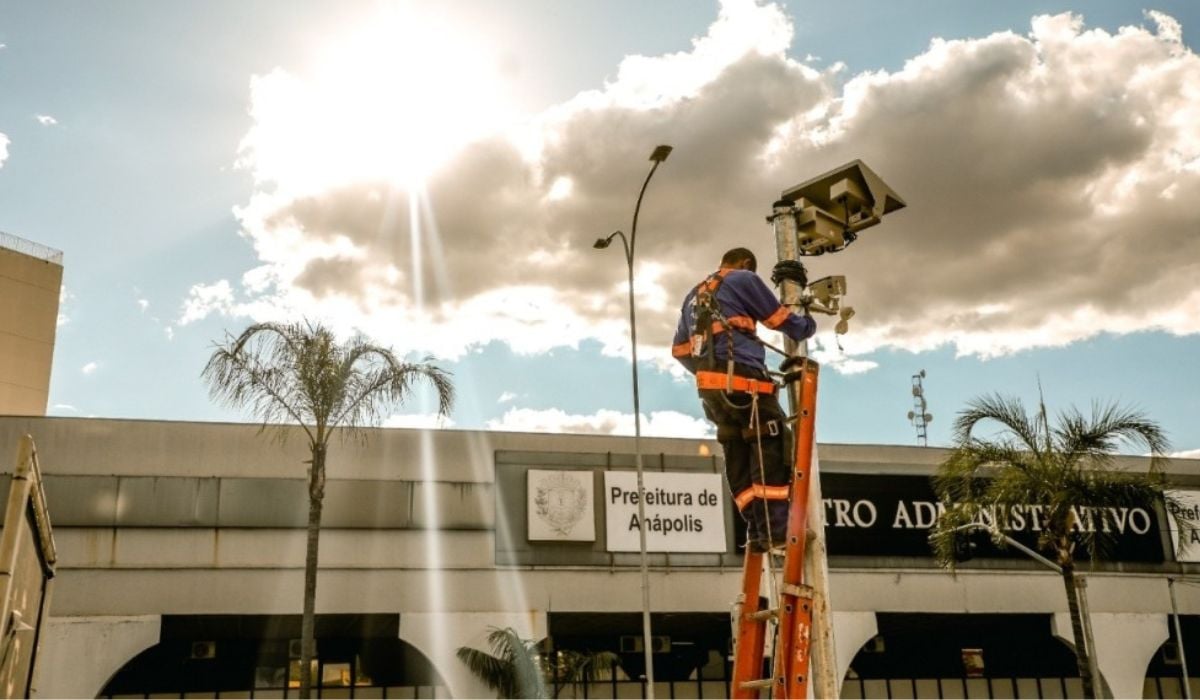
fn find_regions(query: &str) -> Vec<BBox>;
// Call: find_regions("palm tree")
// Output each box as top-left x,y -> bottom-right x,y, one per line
929,393 -> 1187,699
457,627 -> 619,699
203,320 -> 453,698
456,627 -> 548,699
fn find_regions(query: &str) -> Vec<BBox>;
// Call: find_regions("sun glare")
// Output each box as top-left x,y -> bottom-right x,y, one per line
251,6 -> 515,194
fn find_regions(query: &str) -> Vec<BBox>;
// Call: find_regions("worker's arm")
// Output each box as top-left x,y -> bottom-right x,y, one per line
726,270 -> 816,342
671,301 -> 698,373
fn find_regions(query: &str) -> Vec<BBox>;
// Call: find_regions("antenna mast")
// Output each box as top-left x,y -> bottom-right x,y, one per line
907,370 -> 933,446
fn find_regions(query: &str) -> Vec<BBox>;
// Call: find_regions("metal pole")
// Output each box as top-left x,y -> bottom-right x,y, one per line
769,200 -> 839,698
627,154 -> 666,698
1171,578 -> 1193,699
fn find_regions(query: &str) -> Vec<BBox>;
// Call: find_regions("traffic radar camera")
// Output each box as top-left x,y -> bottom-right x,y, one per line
769,159 -> 906,339
780,159 -> 907,256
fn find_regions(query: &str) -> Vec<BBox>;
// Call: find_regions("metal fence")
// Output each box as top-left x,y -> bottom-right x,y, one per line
840,677 -> 1086,699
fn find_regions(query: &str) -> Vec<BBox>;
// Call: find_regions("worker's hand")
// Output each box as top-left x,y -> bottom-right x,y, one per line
771,260 -> 808,288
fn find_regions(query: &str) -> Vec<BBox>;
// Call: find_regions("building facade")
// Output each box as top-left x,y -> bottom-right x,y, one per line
1,415 -> 1199,699
0,232 -> 62,417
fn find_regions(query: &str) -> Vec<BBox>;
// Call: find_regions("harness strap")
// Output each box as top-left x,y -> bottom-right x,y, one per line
741,419 -> 781,441
696,371 -> 777,395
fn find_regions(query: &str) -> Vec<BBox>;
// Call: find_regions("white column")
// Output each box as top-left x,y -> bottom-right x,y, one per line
32,615 -> 160,699
1053,612 -> 1166,699
400,611 -> 547,699
832,612 -> 878,693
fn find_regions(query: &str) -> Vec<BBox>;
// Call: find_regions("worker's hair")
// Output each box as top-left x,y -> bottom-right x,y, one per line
721,247 -> 757,272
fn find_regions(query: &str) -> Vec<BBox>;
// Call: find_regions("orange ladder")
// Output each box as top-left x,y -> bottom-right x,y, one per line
731,360 -> 820,699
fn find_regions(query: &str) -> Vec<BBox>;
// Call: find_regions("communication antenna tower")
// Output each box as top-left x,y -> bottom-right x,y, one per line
907,370 -> 933,446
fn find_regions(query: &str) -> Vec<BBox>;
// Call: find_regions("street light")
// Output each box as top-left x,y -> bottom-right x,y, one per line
593,144 -> 672,698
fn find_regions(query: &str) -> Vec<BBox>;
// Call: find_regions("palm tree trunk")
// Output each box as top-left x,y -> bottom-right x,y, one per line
300,444 -> 327,698
1061,563 -> 1096,699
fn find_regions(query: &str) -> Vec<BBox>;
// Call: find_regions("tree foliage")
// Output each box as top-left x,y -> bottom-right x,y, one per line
929,391 -> 1188,698
203,320 -> 453,697
457,627 -> 620,699
929,393 -> 1183,568
203,320 -> 453,443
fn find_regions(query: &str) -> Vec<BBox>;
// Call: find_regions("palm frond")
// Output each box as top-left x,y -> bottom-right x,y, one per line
936,388 -> 1171,572
927,501 -> 984,569
202,322 -> 316,443
202,320 -> 454,449
953,394 -> 1044,457
484,627 -> 546,699
456,646 -> 515,697
1055,401 -> 1170,472
551,649 -> 620,697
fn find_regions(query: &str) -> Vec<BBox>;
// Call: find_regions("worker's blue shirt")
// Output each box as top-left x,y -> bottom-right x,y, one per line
672,268 -> 816,373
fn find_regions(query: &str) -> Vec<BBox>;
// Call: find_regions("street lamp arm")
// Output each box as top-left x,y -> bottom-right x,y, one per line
940,523 -> 1062,574
629,145 -> 672,263
629,160 -> 661,263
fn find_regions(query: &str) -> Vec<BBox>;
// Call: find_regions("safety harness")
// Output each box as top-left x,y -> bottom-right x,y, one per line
688,269 -> 784,445
688,270 -> 777,394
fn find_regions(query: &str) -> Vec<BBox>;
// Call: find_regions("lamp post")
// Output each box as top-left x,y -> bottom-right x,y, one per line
593,144 -> 672,698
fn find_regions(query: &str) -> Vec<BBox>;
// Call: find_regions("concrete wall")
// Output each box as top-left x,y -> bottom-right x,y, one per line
0,238 -> 62,417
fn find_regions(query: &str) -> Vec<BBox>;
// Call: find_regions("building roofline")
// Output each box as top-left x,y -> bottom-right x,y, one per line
0,230 -> 63,264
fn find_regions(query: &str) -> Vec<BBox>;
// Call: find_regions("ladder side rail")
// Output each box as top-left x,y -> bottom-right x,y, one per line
731,550 -> 768,699
774,362 -> 819,698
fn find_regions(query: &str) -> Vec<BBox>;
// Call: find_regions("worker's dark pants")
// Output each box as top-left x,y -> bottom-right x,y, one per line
700,374 -> 793,549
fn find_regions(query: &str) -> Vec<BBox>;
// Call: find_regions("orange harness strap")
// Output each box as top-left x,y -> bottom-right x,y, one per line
696,371 -> 777,395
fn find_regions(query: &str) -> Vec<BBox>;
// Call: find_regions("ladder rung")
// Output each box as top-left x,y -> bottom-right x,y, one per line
739,678 -> 777,690
782,583 -> 814,599
746,608 -> 778,622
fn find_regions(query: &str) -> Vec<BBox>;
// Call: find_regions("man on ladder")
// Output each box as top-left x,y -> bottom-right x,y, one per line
670,246 -> 816,553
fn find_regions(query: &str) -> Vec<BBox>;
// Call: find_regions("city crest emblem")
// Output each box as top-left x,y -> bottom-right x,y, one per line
533,471 -> 589,536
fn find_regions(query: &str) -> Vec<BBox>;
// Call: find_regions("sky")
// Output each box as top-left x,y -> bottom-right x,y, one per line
1,0 -> 1198,455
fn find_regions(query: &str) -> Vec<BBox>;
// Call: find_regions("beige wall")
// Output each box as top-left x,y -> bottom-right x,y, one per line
0,237 -> 62,417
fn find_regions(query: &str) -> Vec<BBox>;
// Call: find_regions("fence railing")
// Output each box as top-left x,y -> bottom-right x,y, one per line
0,231 -> 62,265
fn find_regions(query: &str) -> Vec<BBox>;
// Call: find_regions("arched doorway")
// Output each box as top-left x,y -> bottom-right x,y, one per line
99,614 -> 446,698
841,613 -> 1084,699
1145,614 -> 1200,699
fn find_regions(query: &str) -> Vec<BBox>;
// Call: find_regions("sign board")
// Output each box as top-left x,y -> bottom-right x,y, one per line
821,474 -> 1163,563
527,470 -> 596,542
604,471 -> 726,552
1165,489 -> 1200,562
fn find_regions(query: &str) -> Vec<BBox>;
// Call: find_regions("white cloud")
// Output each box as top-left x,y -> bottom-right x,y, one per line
1171,448 -> 1200,460
81,361 -> 99,375
498,391 -> 518,404
137,299 -> 150,312
209,3 -> 1200,370
177,280 -> 235,326
383,412 -> 456,429
50,403 -> 78,414
0,133 -> 8,168
56,285 -> 72,326
487,407 -> 713,438
35,114 -> 57,126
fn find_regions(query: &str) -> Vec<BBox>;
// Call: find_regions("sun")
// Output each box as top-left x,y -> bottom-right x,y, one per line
242,5 -> 516,195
